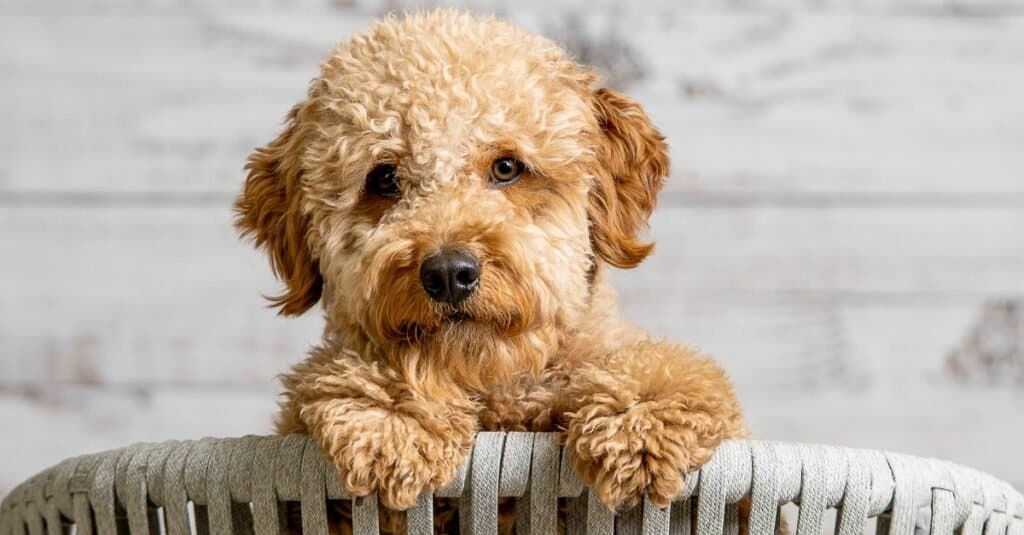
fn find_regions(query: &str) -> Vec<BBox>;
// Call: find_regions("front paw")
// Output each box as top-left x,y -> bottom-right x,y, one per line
321,414 -> 470,510
566,402 -> 724,510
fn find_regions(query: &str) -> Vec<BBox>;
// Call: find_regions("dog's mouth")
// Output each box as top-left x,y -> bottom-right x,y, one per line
444,311 -> 473,323
394,311 -> 475,342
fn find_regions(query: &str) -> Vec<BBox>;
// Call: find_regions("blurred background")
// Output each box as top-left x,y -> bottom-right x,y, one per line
2,0 -> 1023,496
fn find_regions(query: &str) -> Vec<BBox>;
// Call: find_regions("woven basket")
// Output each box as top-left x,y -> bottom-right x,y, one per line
1,433 -> 1021,534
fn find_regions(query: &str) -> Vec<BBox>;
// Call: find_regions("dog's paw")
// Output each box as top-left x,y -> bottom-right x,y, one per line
566,401 -> 722,510
321,413 -> 470,510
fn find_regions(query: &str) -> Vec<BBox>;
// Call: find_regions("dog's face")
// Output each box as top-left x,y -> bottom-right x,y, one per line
236,11 -> 668,385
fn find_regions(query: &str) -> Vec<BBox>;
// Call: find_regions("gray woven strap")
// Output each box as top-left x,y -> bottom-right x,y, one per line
2,436 -> 1022,535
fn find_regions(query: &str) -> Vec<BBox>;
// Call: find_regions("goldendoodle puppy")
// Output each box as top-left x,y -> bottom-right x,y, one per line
235,8 -> 744,531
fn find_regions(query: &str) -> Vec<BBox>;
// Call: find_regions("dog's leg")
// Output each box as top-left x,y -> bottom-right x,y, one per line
560,340 -> 745,511
278,347 -> 478,512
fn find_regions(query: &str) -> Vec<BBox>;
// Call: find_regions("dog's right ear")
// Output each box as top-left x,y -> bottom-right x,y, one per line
234,103 -> 323,316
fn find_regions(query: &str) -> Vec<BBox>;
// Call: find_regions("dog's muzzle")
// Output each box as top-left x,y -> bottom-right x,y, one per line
419,248 -> 480,305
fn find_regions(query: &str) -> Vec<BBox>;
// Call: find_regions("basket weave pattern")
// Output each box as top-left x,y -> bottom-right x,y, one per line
1,434 -> 1022,534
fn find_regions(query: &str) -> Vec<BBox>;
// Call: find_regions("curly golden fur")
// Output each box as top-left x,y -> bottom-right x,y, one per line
235,9 -> 745,532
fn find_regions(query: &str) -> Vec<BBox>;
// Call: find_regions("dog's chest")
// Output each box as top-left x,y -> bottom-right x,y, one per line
475,376 -> 566,432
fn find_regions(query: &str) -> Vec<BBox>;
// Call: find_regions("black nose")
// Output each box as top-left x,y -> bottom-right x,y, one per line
419,248 -> 480,305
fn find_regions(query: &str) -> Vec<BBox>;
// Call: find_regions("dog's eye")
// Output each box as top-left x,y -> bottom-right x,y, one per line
489,157 -> 524,186
366,164 -> 401,198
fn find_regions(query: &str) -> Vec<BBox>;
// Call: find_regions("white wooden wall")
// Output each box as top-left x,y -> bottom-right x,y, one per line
2,0 -> 1023,496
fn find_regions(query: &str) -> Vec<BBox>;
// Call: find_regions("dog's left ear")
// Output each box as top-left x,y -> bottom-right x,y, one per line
587,88 -> 669,269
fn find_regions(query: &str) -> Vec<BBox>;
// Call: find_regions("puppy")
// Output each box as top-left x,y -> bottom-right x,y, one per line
235,8 -> 745,530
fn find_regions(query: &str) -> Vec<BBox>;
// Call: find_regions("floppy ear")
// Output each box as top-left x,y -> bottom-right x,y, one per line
588,88 -> 670,269
234,103 -> 322,316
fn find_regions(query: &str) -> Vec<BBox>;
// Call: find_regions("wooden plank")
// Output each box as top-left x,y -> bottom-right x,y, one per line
1,203 -> 1015,385
741,386 -> 1024,492
0,204 -> 322,384
628,9 -> 1024,196
2,9 -> 1023,195
622,297 -> 983,391
4,0 -> 1022,14
945,300 -> 1024,386
623,203 -> 1024,296
623,295 -> 849,388
0,12 -> 335,194
0,384 -> 278,497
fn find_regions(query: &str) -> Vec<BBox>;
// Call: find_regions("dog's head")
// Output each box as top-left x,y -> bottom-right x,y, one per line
236,10 -> 668,385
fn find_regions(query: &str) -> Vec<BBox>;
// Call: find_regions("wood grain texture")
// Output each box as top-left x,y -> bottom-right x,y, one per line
946,300 -> 1024,386
0,384 -> 279,496
2,6 -> 1023,195
1,0 -> 1022,501
0,204 -> 321,384
740,386 -> 1024,493
633,203 -> 1024,295
0,204 -> 1009,386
